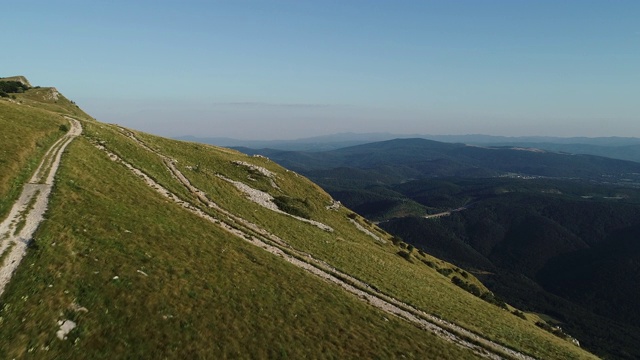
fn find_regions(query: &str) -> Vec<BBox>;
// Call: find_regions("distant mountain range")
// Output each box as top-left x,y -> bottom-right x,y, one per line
236,138 -> 640,186
177,133 -> 640,163
175,133 -> 402,151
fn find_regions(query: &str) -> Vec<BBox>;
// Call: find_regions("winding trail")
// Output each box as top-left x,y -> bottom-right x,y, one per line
0,118 -> 82,296
97,128 -> 537,360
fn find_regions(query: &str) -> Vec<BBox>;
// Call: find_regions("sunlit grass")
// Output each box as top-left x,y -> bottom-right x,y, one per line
0,139 -> 480,359
0,99 -> 65,221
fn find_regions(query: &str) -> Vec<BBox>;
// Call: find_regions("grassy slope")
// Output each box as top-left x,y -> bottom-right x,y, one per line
107,126 -> 595,360
0,138 -> 478,360
0,99 -> 65,220
0,86 -> 597,359
0,84 -> 94,220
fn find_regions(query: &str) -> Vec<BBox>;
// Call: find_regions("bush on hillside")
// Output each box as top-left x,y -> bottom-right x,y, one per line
421,259 -> 436,268
451,276 -> 482,297
535,321 -> 573,340
0,80 -> 30,94
273,196 -> 312,219
397,250 -> 413,262
512,310 -> 527,319
452,276 -> 508,309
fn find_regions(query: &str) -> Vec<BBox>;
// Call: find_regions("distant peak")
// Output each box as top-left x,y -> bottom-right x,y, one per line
0,75 -> 32,87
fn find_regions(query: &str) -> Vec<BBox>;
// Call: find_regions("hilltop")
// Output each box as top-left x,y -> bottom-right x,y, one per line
0,77 -> 597,359
0,75 -> 32,87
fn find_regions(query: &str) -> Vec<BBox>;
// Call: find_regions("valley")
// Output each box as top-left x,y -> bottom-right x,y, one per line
243,139 -> 640,359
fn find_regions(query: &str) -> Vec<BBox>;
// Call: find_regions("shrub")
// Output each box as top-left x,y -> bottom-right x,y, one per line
421,259 -> 436,268
451,276 -> 508,309
480,292 -> 508,309
535,321 -> 553,332
273,196 -> 312,219
390,236 -> 402,245
397,250 -> 413,262
451,276 -> 482,296
0,80 -> 30,94
535,321 -> 569,339
512,310 -> 527,319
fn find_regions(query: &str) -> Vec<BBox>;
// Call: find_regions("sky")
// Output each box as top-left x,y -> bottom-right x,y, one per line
3,0 -> 640,139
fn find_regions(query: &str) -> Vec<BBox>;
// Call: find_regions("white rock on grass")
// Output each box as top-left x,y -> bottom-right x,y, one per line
350,219 -> 386,244
232,161 -> 275,178
56,319 -> 76,340
232,161 -> 280,189
217,175 -> 333,232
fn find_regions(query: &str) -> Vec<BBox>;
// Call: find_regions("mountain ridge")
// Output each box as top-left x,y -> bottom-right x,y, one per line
180,133 -> 640,162
239,138 -> 640,185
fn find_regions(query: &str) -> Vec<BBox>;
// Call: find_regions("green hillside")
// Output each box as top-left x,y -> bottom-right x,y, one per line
0,79 -> 597,359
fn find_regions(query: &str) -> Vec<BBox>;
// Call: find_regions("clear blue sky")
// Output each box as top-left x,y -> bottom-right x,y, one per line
4,0 -> 640,139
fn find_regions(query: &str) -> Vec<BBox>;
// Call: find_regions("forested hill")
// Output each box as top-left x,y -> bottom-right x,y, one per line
238,137 -> 640,185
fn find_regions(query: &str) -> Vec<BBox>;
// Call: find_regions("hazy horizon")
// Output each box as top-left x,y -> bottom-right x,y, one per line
4,1 -> 639,140
175,131 -> 640,142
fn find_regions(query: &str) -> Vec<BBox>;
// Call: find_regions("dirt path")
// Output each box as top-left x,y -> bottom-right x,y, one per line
96,129 -> 537,360
0,118 -> 82,296
425,211 -> 452,219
